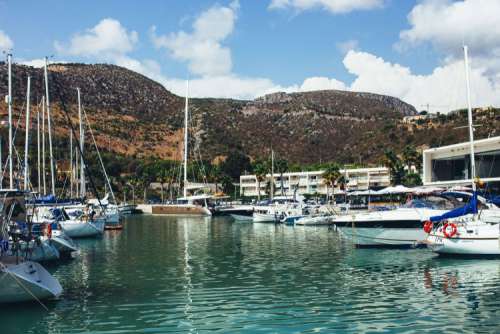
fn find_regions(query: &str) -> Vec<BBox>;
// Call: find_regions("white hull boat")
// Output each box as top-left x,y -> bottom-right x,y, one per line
50,230 -> 79,254
253,212 -> 280,223
333,207 -> 448,247
295,215 -> 334,226
29,238 -> 60,262
0,261 -> 63,304
427,215 -> 500,256
60,219 -> 105,238
230,214 -> 253,221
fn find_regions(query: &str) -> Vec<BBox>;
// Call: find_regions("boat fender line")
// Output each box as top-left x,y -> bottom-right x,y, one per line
443,222 -> 458,238
423,220 -> 433,234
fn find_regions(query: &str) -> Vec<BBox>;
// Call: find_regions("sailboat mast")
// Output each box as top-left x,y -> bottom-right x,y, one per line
270,149 -> 274,200
69,130 -> 73,198
7,53 -> 13,189
44,57 -> 56,195
37,100 -> 41,193
24,76 -> 31,191
0,137 -> 2,189
183,81 -> 189,198
78,88 -> 85,197
42,95 -> 46,195
463,45 -> 476,193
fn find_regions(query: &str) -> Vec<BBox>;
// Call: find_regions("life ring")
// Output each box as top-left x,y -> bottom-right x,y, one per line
45,223 -> 52,238
443,222 -> 457,238
423,220 -> 433,234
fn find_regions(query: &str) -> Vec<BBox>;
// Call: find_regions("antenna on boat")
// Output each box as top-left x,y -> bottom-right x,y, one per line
183,80 -> 189,198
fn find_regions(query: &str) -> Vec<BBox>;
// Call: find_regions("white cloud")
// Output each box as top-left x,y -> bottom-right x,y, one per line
54,18 -> 138,58
151,2 -> 238,76
398,0 -> 500,58
343,50 -> 500,111
269,0 -> 384,14
18,58 -> 68,68
0,30 -> 13,52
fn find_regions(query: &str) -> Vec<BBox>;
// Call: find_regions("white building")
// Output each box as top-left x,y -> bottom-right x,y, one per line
423,136 -> 500,187
240,167 -> 390,197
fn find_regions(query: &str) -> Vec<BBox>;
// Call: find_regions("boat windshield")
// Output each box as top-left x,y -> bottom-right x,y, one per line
403,196 -> 460,210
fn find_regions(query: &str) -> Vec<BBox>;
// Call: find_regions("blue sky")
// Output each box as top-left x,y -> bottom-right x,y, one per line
1,0 -> 499,110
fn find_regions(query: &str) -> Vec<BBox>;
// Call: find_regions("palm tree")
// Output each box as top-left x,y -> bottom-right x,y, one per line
253,161 -> 268,201
274,158 -> 289,196
322,163 -> 341,203
383,149 -> 405,185
402,145 -> 422,173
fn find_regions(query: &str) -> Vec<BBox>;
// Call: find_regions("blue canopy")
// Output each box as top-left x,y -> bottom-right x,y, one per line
430,192 -> 478,222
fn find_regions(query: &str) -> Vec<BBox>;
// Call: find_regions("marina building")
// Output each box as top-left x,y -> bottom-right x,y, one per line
422,136 -> 500,191
240,167 -> 390,197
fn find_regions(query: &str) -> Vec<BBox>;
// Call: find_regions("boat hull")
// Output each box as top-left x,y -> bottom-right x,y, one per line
253,213 -> 280,223
336,226 -> 427,247
151,205 -> 212,216
427,221 -> 500,255
230,214 -> 253,221
295,216 -> 334,226
50,231 -> 79,254
0,261 -> 63,304
60,219 -> 105,238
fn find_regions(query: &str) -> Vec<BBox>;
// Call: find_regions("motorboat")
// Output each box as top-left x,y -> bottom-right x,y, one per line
333,196 -> 458,247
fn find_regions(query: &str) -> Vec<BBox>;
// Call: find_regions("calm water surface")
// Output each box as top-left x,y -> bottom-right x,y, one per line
2,215 -> 500,333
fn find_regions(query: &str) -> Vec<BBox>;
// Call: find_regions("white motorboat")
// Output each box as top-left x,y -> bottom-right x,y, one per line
333,196 -> 459,247
295,215 -> 334,226
0,260 -> 63,304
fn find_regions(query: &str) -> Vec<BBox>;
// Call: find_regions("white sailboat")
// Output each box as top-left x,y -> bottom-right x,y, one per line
151,81 -> 212,216
0,260 -> 63,304
425,46 -> 500,256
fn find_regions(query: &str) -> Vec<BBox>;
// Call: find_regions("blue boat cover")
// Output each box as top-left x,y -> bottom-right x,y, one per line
430,192 -> 478,222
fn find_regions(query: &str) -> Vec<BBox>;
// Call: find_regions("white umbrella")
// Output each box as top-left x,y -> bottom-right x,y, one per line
377,185 -> 414,195
348,190 -> 379,196
412,186 -> 444,195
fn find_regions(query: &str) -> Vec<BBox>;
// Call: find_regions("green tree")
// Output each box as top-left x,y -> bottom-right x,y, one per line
322,163 -> 341,203
253,161 -> 268,201
221,151 -> 252,181
402,145 -> 422,173
383,149 -> 405,186
274,158 -> 289,196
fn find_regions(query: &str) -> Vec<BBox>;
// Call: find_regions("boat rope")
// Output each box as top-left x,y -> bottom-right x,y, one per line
49,73 -> 104,211
81,105 -> 117,205
0,261 -> 50,311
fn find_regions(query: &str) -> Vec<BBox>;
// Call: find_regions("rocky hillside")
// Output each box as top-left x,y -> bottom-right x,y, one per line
1,62 -> 493,165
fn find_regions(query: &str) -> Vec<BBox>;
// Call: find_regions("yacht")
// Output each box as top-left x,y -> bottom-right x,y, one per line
333,195 -> 459,247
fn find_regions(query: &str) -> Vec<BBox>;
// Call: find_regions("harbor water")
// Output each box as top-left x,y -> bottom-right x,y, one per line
2,215 -> 500,333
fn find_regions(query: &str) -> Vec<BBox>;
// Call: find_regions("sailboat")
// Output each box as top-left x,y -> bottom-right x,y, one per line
425,46 -> 500,256
151,81 -> 212,216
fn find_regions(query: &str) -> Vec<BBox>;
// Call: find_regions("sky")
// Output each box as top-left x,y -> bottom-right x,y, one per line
1,0 -> 500,112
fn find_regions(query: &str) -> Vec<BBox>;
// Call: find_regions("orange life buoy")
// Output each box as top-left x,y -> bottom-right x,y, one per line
423,220 -> 433,234
46,223 -> 52,238
443,222 -> 457,238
